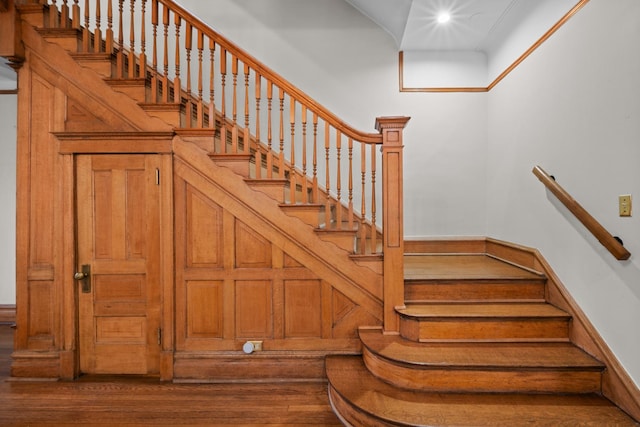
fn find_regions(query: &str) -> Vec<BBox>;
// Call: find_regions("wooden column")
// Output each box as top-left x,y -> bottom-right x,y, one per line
0,0 -> 25,63
376,116 -> 410,334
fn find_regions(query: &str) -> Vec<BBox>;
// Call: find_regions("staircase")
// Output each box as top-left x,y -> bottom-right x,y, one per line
327,247 -> 639,425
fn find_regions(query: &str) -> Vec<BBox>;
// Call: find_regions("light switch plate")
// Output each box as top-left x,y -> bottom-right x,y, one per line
619,195 -> 632,217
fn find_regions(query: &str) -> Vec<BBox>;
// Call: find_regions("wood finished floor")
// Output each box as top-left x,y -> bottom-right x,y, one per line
0,325 -> 342,426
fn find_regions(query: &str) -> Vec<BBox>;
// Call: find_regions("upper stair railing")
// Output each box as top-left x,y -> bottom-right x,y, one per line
21,0 -> 409,331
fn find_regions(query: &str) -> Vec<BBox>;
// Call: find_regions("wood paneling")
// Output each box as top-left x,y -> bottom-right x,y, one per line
284,280 -> 322,338
186,186 -> 224,268
186,281 -> 223,338
235,281 -> 273,339
235,221 -> 272,268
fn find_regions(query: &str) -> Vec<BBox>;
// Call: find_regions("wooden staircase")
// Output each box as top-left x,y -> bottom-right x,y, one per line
327,251 -> 639,426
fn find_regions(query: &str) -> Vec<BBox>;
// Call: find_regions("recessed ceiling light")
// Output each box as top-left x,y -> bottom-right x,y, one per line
437,12 -> 451,24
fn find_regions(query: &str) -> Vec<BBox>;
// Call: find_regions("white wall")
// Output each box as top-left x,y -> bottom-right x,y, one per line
487,0 -> 640,385
0,94 -> 16,304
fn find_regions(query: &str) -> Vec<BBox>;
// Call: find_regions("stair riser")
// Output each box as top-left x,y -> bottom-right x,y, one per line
405,281 -> 545,303
363,349 -> 601,394
329,386 -> 392,427
400,317 -> 570,342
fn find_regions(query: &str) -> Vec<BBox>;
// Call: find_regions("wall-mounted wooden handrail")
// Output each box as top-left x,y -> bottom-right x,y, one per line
533,166 -> 630,260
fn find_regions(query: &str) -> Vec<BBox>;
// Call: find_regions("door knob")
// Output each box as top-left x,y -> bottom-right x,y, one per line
74,264 -> 91,293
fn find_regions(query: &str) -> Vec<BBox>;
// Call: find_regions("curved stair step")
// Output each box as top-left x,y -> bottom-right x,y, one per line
359,328 -> 603,394
398,302 -> 571,342
326,356 -> 637,427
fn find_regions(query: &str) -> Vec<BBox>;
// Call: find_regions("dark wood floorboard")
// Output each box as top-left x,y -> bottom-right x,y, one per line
0,325 -> 342,426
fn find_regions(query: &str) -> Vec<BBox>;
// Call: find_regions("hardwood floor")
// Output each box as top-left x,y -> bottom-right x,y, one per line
0,325 -> 342,426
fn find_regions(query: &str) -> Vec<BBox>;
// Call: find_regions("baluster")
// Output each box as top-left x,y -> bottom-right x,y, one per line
174,13 -> 182,104
196,30 -> 204,127
162,4 -> 169,102
359,143 -> 367,254
348,138 -> 353,231
72,0 -> 80,29
243,64 -> 250,155
336,131 -> 342,230
325,123 -> 332,227
139,0 -> 147,78
289,98 -> 296,203
117,0 -> 124,78
150,0 -> 158,102
185,22 -> 192,127
254,73 -> 262,179
82,0 -> 89,52
93,0 -> 101,53
312,113 -> 318,203
60,0 -> 69,28
50,0 -> 58,28
129,0 -> 136,77
301,106 -> 308,203
370,144 -> 377,252
266,81 -> 273,178
278,88 -> 285,179
106,0 -> 113,53
208,39 -> 215,131
219,47 -> 227,152
231,56 -> 238,153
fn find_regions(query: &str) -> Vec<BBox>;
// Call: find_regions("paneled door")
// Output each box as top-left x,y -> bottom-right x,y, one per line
76,155 -> 162,375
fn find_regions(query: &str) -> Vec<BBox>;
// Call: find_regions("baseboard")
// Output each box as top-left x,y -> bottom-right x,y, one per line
0,305 -> 16,324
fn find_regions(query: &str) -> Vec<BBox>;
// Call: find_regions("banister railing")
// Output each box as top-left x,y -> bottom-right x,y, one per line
533,166 -> 630,261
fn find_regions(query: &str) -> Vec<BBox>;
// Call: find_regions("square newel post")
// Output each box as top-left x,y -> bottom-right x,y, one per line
376,116 -> 410,334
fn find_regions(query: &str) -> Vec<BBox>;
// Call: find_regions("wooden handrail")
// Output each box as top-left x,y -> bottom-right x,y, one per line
533,166 -> 630,261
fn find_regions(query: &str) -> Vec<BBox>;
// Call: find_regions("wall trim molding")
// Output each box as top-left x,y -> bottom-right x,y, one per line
0,304 -> 16,323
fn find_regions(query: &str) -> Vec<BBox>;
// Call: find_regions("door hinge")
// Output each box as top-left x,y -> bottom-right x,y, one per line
155,168 -> 160,185
157,327 -> 162,346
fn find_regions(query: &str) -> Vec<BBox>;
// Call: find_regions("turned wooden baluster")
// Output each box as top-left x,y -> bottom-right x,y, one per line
106,0 -> 113,53
184,22 -> 192,127
161,4 -> 169,102
324,122 -> 331,227
312,113 -> 318,203
60,0 -> 68,28
219,47 -> 227,152
358,143 -> 367,254
49,0 -> 58,28
139,0 -> 146,79
72,0 -> 80,29
301,106 -> 308,204
231,56 -> 238,153
288,98 -> 296,204
278,88 -> 285,179
254,73 -> 262,179
266,81 -> 273,178
93,0 -> 101,53
348,138 -> 354,231
335,131 -> 343,229
196,30 -> 204,127
208,39 -> 215,130
82,0 -> 89,52
128,0 -> 136,77
174,14 -> 181,103
370,143 -> 377,253
150,0 -> 158,102
243,64 -> 250,155
116,0 -> 123,77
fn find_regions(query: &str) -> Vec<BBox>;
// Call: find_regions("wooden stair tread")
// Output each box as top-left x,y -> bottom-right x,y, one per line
404,254 -> 544,281
398,302 -> 569,318
359,329 -> 603,369
327,356 -> 638,427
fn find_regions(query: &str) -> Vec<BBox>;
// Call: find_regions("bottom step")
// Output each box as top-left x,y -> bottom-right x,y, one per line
326,356 -> 638,427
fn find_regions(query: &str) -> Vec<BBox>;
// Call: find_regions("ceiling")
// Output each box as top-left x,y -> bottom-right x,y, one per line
344,0 -> 582,87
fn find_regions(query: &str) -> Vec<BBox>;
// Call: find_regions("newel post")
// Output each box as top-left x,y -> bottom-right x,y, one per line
376,116 -> 410,334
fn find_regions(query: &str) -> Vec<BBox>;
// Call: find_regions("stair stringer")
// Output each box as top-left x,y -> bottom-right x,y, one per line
20,21 -> 171,133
